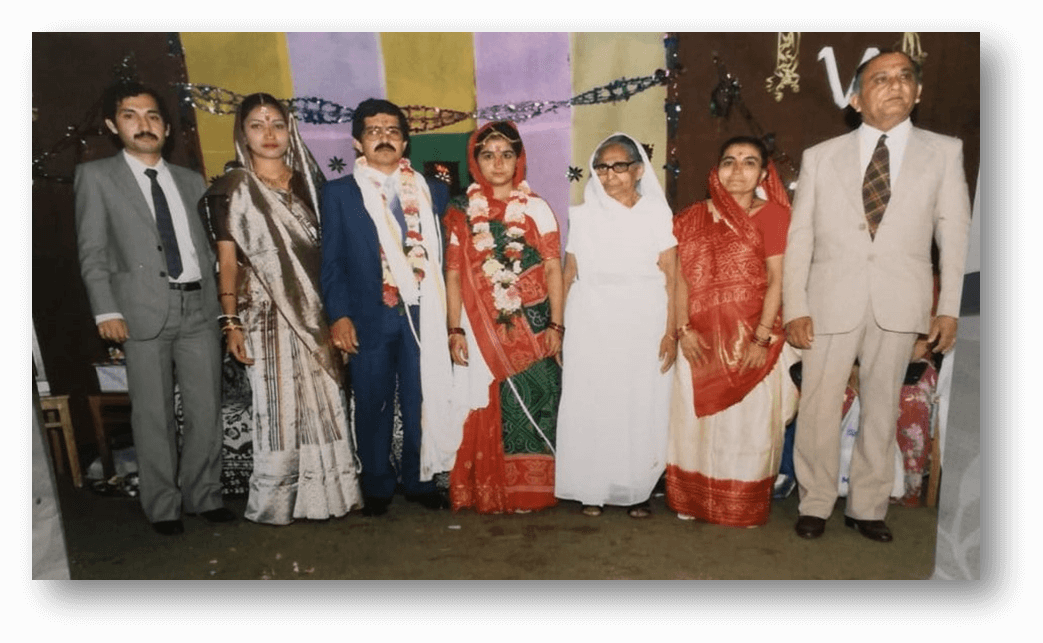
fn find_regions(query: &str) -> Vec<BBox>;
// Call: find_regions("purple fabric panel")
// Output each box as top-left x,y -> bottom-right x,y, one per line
474,32 -> 571,240
285,32 -> 385,178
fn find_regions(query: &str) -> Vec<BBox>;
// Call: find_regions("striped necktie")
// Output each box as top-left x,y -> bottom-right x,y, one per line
862,134 -> 890,241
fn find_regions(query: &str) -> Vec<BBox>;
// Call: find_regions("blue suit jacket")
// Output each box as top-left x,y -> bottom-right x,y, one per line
320,173 -> 449,342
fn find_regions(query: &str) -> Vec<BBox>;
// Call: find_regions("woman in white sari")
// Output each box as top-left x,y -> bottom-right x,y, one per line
554,133 -> 678,518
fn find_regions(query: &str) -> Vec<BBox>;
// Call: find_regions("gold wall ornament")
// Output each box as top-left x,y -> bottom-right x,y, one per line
901,32 -> 928,66
765,32 -> 801,102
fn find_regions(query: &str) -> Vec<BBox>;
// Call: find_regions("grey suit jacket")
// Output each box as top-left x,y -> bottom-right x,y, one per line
782,127 -> 971,335
75,153 -> 218,341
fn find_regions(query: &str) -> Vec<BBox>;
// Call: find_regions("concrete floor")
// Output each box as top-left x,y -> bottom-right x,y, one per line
59,481 -> 939,580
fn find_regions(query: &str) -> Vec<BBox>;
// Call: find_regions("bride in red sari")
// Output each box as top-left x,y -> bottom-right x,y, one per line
666,136 -> 799,527
444,121 -> 564,514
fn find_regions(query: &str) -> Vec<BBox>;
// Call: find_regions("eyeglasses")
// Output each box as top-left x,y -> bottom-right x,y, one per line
593,160 -> 640,175
362,126 -> 404,140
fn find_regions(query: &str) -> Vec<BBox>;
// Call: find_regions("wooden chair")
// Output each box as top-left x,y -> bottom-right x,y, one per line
38,395 -> 83,488
86,393 -> 131,480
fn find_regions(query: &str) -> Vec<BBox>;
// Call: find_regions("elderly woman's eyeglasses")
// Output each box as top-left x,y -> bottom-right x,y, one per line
593,160 -> 640,175
362,126 -> 404,140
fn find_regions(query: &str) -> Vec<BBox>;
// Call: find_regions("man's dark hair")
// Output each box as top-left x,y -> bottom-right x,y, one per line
102,81 -> 172,126
352,98 -> 410,146
852,49 -> 923,94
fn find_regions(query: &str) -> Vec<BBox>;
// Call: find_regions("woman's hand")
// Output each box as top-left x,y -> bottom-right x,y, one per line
679,330 -> 709,369
740,341 -> 768,371
225,328 -> 254,365
449,333 -> 469,366
658,334 -> 677,373
543,328 -> 563,363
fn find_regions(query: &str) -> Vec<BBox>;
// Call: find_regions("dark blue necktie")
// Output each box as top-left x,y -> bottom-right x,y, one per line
144,168 -> 182,278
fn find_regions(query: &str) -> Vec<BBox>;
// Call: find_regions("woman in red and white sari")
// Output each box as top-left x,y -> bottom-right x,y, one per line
667,136 -> 799,527
444,121 -> 564,514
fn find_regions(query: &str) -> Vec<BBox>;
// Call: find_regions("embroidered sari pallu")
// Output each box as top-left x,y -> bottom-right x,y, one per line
446,188 -> 562,514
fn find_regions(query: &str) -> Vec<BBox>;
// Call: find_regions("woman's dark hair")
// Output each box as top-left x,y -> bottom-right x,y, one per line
718,135 -> 770,168
473,121 -> 523,160
238,92 -> 289,127
102,81 -> 172,126
594,135 -> 642,165
352,98 -> 411,145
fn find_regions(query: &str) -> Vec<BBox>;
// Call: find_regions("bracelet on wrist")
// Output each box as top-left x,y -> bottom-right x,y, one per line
448,327 -> 466,337
751,334 -> 771,348
547,322 -> 566,335
219,292 -> 236,298
674,323 -> 690,341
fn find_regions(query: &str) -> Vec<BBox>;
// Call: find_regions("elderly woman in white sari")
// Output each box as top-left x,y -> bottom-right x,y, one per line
201,93 -> 362,525
554,133 -> 678,518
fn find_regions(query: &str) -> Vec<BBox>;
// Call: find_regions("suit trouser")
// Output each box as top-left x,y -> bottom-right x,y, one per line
350,305 -> 436,499
123,289 -> 223,523
794,302 -> 917,520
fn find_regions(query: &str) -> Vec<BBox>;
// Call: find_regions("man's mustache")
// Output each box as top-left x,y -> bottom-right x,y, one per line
374,143 -> 396,152
134,132 -> 159,141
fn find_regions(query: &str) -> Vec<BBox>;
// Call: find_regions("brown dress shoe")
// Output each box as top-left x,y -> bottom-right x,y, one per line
795,515 -> 826,539
844,516 -> 893,542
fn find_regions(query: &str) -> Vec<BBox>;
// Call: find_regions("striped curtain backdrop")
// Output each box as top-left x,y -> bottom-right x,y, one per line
179,32 -> 669,240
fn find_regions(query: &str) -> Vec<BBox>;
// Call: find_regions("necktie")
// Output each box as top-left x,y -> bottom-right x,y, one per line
862,134 -> 890,241
388,192 -> 408,244
144,168 -> 182,278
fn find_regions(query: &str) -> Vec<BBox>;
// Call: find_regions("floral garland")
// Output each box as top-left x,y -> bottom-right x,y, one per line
467,181 -> 536,324
376,159 -> 427,310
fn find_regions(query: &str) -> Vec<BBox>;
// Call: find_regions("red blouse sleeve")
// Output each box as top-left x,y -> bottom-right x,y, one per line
443,207 -> 466,272
753,201 -> 791,257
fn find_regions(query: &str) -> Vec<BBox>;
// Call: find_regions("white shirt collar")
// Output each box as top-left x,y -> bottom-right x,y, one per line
121,149 -> 167,175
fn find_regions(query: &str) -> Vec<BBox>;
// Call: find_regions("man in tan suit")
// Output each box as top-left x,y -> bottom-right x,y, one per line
783,50 -> 970,542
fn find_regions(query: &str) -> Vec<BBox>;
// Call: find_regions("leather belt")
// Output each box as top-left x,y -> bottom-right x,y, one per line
169,281 -> 202,291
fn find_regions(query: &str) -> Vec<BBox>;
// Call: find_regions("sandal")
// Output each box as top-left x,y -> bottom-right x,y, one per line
627,502 -> 652,519
582,505 -> 603,517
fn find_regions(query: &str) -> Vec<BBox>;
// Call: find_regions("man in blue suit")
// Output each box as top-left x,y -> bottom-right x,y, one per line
321,99 -> 454,516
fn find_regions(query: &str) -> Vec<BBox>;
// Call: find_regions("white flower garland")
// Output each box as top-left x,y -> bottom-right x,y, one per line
467,181 -> 533,323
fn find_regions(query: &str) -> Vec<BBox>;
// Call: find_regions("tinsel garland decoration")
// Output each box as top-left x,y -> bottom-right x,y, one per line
765,32 -> 801,102
663,33 -> 683,181
901,32 -> 927,66
32,53 -> 140,183
177,69 -> 673,132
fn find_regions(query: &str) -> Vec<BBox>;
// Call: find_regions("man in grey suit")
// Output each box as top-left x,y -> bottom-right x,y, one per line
783,51 -> 970,542
75,82 -> 233,535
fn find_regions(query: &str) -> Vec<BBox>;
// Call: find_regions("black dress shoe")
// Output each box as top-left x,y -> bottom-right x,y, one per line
361,496 -> 391,516
152,519 -> 184,536
795,515 -> 826,539
844,516 -> 893,542
405,491 -> 449,510
199,507 -> 236,523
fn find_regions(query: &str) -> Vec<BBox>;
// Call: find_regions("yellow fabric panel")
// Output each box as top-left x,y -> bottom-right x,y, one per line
179,33 -> 295,177
380,33 -> 476,135
569,33 -> 667,206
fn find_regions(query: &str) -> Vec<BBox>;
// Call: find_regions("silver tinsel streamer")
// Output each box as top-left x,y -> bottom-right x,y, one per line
177,70 -> 671,132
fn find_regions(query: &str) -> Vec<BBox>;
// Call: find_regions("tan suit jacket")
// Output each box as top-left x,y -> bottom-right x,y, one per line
783,127 -> 971,333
